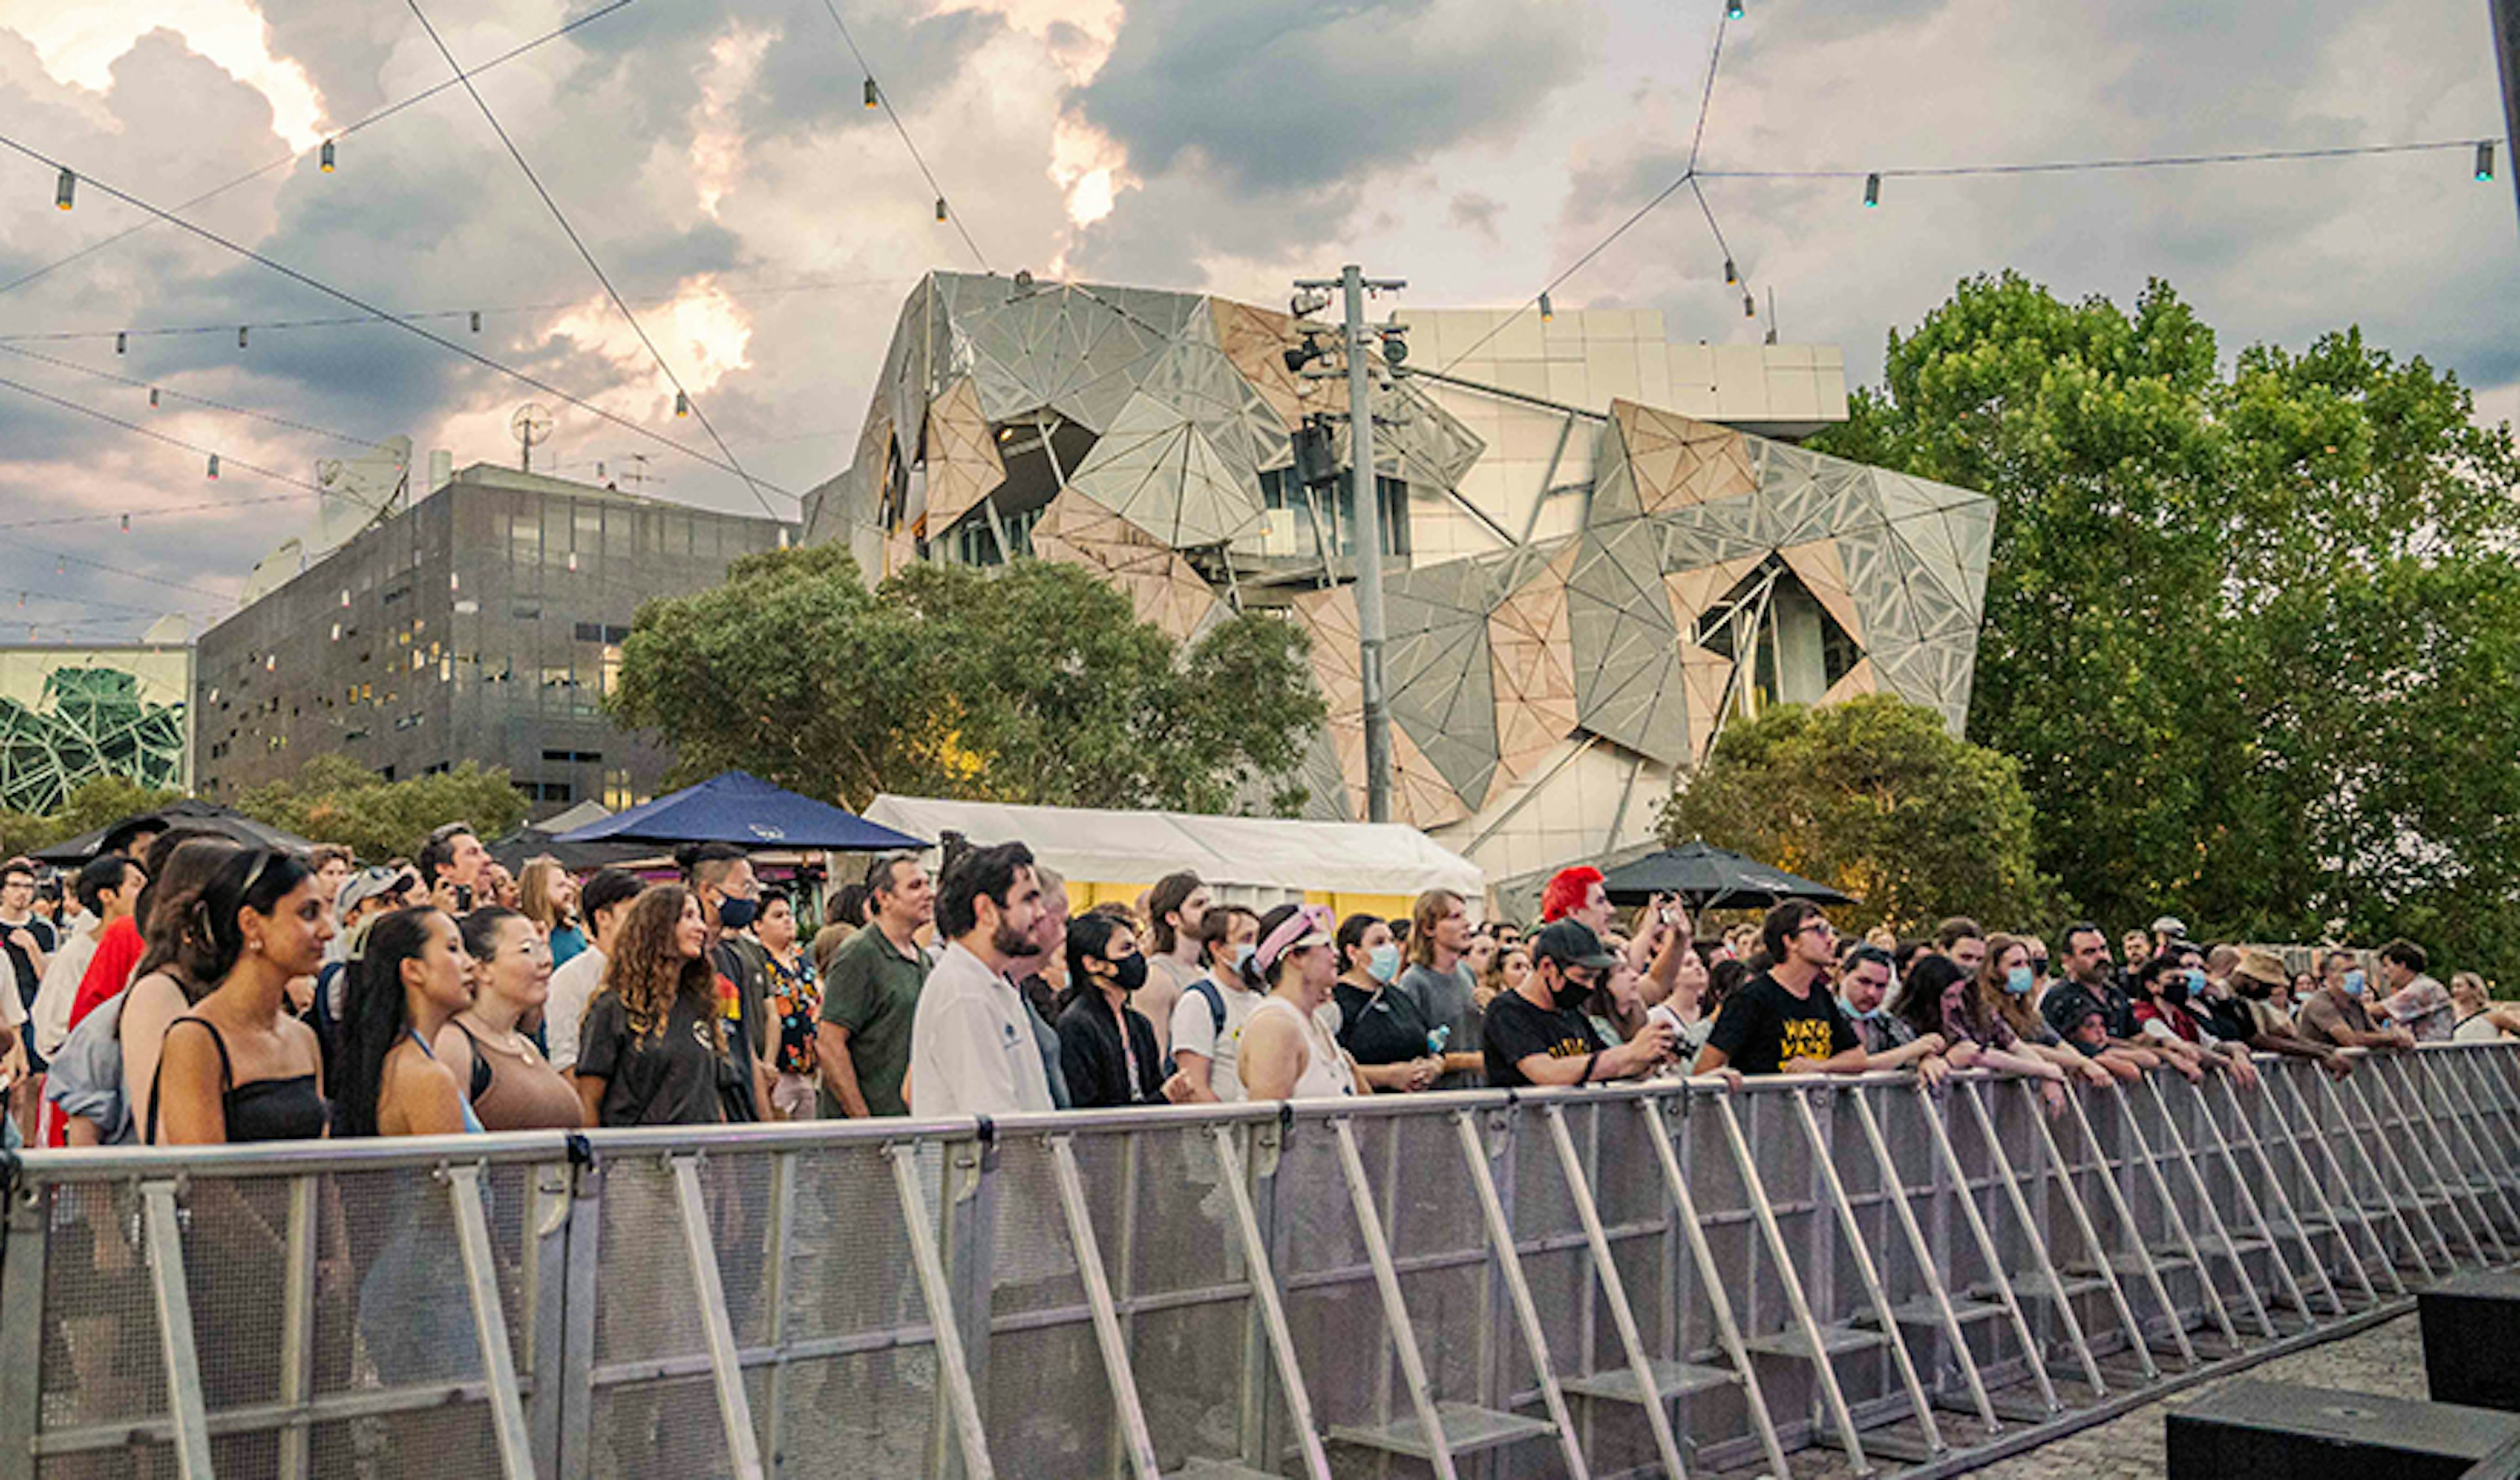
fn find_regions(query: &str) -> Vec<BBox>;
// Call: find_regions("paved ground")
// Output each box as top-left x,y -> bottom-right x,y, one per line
1967,1312 -> 2427,1480
1702,1311 -> 2429,1480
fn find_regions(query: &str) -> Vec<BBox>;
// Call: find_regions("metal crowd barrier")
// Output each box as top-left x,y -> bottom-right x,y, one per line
4,1042 -> 2518,1480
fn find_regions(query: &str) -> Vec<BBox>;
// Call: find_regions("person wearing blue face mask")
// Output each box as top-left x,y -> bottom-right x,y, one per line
1328,915 -> 1444,1093
2298,947 -> 2416,1052
1834,943 -> 1969,1087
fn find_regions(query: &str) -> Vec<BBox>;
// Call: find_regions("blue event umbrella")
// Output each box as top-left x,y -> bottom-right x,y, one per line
556,771 -> 924,852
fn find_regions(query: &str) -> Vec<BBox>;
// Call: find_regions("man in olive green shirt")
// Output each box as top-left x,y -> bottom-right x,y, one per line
816,853 -> 935,1116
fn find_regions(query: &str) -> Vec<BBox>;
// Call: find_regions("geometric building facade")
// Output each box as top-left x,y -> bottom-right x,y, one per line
0,644 -> 193,813
803,273 -> 1992,898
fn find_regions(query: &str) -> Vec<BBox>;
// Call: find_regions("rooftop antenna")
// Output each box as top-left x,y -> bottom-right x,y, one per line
616,453 -> 663,491
511,403 -> 553,472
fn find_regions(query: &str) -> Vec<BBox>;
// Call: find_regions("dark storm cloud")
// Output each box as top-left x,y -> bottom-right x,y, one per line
1073,0 -> 1588,193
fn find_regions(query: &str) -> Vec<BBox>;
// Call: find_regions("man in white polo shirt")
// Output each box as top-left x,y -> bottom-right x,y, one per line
910,841 -> 1053,1118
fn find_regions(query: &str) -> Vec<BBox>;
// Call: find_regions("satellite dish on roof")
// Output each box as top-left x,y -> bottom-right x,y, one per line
511,403 -> 554,472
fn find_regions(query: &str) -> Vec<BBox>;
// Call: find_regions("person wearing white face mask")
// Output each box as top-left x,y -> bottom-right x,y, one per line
1329,913 -> 1443,1093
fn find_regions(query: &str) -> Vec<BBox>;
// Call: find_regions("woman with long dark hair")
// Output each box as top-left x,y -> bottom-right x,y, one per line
442,908 -> 582,1130
1329,913 -> 1440,1093
54,837 -> 239,1147
333,908 -> 478,1138
1889,952 -> 2084,1113
150,848 -> 333,1144
1053,911 -> 1162,1107
574,886 -> 741,1126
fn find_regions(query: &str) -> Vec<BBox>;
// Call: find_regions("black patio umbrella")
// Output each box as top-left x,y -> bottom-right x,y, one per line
32,798 -> 320,865
1599,838 -> 1855,915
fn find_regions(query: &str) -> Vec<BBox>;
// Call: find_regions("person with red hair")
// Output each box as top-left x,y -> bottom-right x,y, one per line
1540,866 -> 1610,930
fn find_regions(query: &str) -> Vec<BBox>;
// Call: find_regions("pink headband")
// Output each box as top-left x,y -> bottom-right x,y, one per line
1255,903 -> 1335,976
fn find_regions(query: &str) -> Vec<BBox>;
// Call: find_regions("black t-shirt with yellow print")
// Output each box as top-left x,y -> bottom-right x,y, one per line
1706,970 -> 1855,1075
1482,989 -> 1607,1088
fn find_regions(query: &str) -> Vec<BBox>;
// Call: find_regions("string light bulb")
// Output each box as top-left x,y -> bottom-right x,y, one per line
1723,257 -> 1738,286
675,390 -> 690,417
207,454 -> 220,480
1864,173 -> 1881,207
1727,0 -> 1744,17
148,388 -> 159,409
1538,291 -> 1554,323
115,331 -> 127,355
2478,141 -> 2496,182
935,196 -> 949,222
471,311 -> 482,333
55,168 -> 74,211
321,139 -> 336,173
1743,292 -> 1756,318
238,326 -> 249,349
864,77 -> 879,109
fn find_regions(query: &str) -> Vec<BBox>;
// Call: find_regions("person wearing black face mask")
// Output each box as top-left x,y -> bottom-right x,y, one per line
1055,913 -> 1164,1107
1481,920 -> 1673,1090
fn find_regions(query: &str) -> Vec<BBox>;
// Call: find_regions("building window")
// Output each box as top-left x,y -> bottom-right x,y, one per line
949,506 -> 1040,567
1690,555 -> 1863,718
542,749 -> 603,764
603,768 -> 635,810
1257,468 -> 1410,560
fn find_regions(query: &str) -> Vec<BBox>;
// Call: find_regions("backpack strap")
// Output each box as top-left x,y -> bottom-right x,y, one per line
1188,976 -> 1226,1035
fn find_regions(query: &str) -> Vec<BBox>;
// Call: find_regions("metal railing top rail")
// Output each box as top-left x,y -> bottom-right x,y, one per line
5,1040 -> 2510,1183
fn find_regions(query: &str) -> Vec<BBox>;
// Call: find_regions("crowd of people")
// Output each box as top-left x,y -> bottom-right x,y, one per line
0,827 -> 2511,1150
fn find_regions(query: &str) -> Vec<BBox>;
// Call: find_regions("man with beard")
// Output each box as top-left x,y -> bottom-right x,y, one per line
909,841 -> 1051,1116
1481,920 -> 1674,1089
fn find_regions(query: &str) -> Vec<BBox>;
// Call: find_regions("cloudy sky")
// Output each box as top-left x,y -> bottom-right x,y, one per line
0,0 -> 2511,641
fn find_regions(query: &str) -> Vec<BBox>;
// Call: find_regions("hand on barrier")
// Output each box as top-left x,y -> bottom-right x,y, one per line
2076,1059 -> 2114,1088
2039,1078 -> 2068,1116
2319,1052 -> 2356,1080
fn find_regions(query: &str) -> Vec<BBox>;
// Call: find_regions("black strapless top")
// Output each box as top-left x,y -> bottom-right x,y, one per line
147,1017 -> 330,1143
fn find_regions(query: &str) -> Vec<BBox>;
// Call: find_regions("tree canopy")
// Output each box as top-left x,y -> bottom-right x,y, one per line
1660,694 -> 2053,935
0,775 -> 182,860
1815,271 -> 2520,970
608,544 -> 1327,815
236,754 -> 529,862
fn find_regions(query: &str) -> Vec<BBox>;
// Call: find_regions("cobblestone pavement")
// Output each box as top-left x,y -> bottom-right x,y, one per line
1966,1312 -> 2427,1480
1710,1311 -> 2427,1479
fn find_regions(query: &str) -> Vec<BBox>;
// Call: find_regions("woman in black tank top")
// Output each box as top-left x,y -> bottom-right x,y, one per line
151,849 -> 335,1144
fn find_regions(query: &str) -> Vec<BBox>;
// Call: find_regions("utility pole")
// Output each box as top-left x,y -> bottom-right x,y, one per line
1293,265 -> 1406,822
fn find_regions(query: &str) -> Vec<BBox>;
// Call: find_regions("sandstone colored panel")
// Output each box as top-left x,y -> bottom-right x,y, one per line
920,378 -> 1006,533
1776,538 -> 1866,645
1029,489 -> 1223,644
1819,655 -> 1878,707
1284,584 -> 1469,830
1608,400 -> 1757,514
1488,545 -> 1578,791
1678,642 -> 1738,764
1209,297 -> 1309,432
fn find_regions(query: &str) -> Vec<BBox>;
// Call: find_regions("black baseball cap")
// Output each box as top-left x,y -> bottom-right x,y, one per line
1532,919 -> 1620,972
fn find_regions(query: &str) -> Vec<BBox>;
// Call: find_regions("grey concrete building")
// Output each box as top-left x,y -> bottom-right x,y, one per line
194,464 -> 790,817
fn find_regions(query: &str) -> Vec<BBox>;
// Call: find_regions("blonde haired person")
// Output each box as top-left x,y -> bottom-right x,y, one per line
516,856 -> 589,966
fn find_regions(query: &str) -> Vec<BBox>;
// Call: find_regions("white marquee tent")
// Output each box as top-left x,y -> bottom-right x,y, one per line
859,795 -> 1484,912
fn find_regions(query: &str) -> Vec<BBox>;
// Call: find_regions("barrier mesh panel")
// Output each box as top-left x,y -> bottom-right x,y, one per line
35,1182 -> 163,1429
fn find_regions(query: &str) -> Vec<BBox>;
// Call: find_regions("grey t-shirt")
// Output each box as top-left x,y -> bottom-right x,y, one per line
1398,960 -> 1482,1088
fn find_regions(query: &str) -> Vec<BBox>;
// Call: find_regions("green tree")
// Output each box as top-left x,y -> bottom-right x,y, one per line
1659,695 -> 2053,935
0,775 -> 182,859
1818,272 -> 2520,972
234,753 -> 528,863
608,545 -> 1326,814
